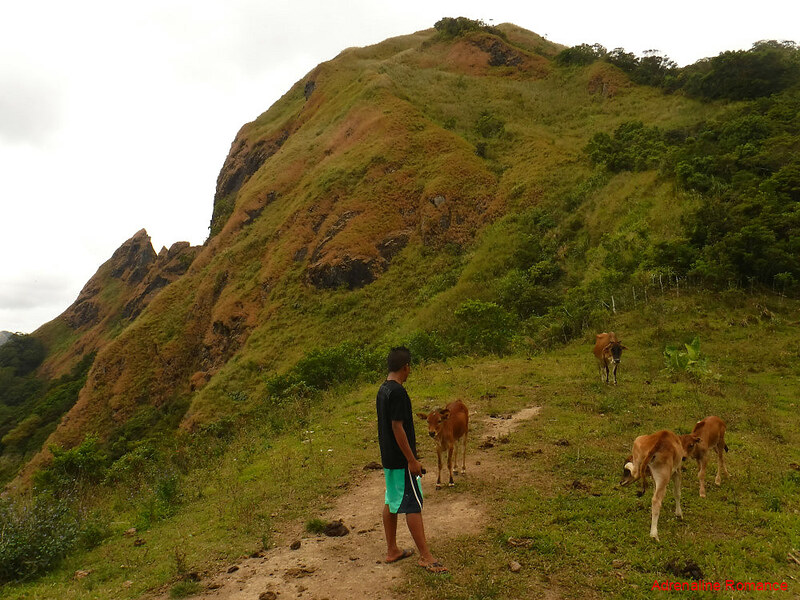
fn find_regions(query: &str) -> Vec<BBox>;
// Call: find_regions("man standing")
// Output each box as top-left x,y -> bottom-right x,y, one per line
376,346 -> 447,573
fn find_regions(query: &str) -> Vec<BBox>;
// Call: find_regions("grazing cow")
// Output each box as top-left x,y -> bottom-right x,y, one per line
593,332 -> 627,384
417,400 -> 469,489
680,416 -> 730,498
620,430 -> 698,541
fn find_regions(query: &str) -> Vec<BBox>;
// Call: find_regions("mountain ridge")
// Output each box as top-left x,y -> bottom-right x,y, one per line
5,21 -> 799,490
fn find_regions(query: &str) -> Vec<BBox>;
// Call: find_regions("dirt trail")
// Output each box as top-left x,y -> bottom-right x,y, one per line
154,406 -> 540,600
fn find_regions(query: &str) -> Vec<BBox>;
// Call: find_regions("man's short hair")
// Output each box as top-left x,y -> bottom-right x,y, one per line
387,346 -> 411,373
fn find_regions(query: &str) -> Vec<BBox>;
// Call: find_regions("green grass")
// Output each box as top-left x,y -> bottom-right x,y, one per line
7,290 -> 798,599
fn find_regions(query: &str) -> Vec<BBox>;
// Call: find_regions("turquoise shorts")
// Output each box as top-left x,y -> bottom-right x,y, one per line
384,468 -> 424,514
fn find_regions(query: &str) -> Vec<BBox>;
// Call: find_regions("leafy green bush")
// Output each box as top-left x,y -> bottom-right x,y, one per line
433,17 -> 504,40
475,111 -> 506,138
33,435 -> 108,496
664,336 -> 709,376
135,473 -> 182,530
585,121 -> 666,172
453,300 -> 516,355
266,341 -> 384,398
680,40 -> 800,100
78,513 -> 112,550
404,330 -> 454,363
0,334 -> 45,376
587,84 -> 800,288
554,43 -> 607,66
0,494 -> 79,583
497,269 -> 559,320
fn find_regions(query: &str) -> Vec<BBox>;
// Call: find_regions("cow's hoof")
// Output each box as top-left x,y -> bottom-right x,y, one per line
460,469 -> 466,475
448,482 -> 455,487
676,512 -> 683,520
700,492 -> 706,498
435,483 -> 442,490
714,479 -> 721,486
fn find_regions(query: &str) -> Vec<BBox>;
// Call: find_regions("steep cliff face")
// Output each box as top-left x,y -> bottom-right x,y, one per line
35,230 -> 200,378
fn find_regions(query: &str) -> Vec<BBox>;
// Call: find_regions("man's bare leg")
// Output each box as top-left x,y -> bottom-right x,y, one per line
406,512 -> 445,570
383,504 -> 405,562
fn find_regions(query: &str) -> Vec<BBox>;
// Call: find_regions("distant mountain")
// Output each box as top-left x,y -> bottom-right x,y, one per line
0,331 -> 12,346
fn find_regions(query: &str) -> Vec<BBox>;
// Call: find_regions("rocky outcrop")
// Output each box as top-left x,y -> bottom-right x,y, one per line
64,229 -> 156,329
211,127 -> 292,234
51,231 -> 199,373
308,256 -> 378,290
473,37 -> 525,67
121,241 -> 200,320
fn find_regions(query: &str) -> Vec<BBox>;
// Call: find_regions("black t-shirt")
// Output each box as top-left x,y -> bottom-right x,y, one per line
376,379 -> 417,469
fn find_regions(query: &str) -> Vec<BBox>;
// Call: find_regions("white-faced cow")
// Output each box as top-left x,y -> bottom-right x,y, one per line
680,416 -> 730,498
620,429 -> 698,541
417,400 -> 469,489
593,332 -> 627,384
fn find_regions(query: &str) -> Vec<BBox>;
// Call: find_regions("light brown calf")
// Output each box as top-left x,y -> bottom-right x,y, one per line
620,430 -> 698,541
593,332 -> 627,384
417,400 -> 469,489
680,416 -> 729,498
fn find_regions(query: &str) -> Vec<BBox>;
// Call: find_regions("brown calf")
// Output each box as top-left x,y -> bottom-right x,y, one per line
593,332 -> 627,384
620,430 -> 698,541
680,416 -> 729,498
417,400 -> 469,489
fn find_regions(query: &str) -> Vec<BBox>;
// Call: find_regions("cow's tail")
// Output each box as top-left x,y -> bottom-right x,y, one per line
640,444 -> 659,479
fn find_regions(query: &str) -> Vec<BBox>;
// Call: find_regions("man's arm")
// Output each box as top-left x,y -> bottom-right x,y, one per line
391,420 -> 422,477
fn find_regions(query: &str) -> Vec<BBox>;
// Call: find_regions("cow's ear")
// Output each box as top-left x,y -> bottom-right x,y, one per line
416,412 -> 428,420
603,343 -> 613,351
439,409 -> 450,420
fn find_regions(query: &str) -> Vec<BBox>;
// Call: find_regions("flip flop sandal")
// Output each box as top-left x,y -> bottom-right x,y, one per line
419,561 -> 449,574
386,549 -> 414,563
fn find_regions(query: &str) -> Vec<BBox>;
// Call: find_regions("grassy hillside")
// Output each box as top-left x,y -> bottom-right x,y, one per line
3,290 -> 798,599
2,17 -> 799,598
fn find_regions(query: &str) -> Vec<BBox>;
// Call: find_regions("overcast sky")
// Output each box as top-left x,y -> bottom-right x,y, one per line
1,0 -> 797,334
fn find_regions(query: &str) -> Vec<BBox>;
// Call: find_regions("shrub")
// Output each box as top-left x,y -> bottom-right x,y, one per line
0,494 -> 79,583
680,40 -> 800,100
266,341 -> 384,399
78,513 -> 112,550
475,111 -> 505,138
433,17 -> 504,40
554,43 -> 607,66
664,336 -> 709,377
497,269 -> 558,320
585,121 -> 666,172
404,330 -> 454,363
135,473 -> 182,530
453,300 -> 516,355
0,334 -> 45,376
33,435 -> 108,496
